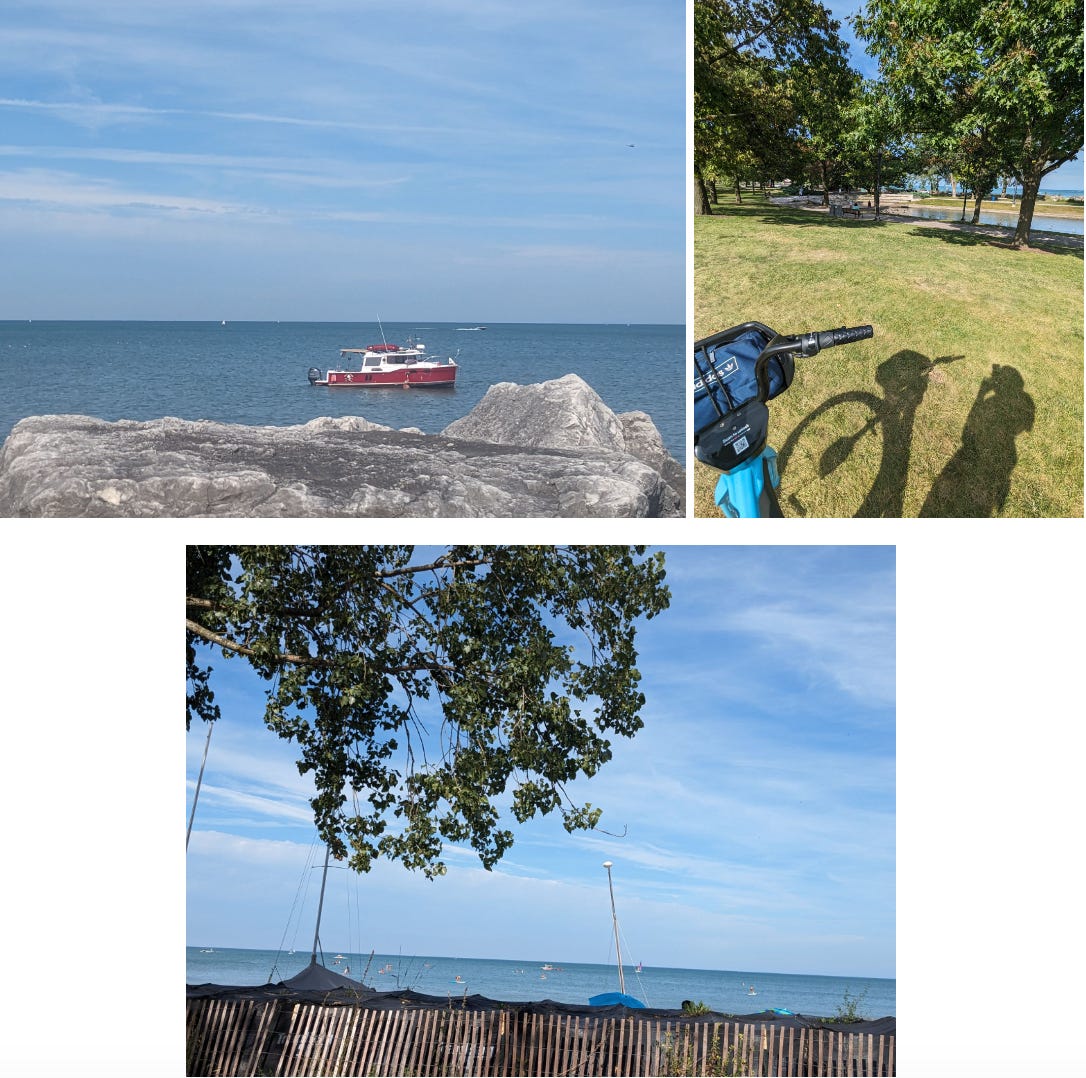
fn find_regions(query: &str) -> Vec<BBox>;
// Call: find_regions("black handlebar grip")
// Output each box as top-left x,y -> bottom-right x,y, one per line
817,325 -> 874,349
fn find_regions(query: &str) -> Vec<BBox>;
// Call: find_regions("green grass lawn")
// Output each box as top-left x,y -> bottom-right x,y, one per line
694,196 -> 1084,517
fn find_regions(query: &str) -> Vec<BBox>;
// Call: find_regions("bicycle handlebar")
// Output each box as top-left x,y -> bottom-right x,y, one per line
797,324 -> 874,355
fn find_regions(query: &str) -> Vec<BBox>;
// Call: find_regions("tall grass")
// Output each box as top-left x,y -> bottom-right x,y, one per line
694,197 -> 1084,517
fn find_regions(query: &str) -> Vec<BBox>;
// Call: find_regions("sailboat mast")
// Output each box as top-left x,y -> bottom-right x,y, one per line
186,721 -> 214,850
603,860 -> 626,995
311,845 -> 332,963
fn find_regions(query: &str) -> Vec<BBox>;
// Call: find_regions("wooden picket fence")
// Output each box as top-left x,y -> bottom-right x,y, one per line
187,997 -> 895,1076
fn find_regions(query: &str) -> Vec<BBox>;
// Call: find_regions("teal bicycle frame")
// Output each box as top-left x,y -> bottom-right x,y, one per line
694,322 -> 874,517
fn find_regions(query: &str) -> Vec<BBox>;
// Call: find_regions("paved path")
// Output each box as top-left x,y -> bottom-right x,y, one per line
773,197 -> 1083,250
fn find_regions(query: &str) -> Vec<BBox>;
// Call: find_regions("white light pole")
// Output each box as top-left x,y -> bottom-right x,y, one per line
603,860 -> 626,995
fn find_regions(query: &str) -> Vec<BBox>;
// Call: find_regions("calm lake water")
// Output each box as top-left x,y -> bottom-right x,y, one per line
187,946 -> 896,1019
0,320 -> 684,460
898,203 -> 1083,235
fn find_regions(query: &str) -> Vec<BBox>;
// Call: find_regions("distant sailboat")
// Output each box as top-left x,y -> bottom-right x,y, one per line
275,846 -> 370,992
187,729 -> 367,995
588,860 -> 645,1009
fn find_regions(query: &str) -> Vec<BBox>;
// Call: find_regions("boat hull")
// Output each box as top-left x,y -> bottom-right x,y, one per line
315,366 -> 457,387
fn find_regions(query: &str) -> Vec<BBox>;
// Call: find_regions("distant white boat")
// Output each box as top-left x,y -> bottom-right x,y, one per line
456,326 -> 487,331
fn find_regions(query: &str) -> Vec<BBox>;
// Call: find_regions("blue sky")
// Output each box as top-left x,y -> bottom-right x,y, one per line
825,0 -> 1084,192
0,1 -> 684,322
186,546 -> 896,979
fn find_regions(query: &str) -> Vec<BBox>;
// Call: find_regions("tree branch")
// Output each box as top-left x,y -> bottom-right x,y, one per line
186,618 -> 327,665
185,617 -> 457,679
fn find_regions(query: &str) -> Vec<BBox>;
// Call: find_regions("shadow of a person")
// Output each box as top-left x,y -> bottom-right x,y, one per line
919,364 -> 1035,517
855,351 -> 963,517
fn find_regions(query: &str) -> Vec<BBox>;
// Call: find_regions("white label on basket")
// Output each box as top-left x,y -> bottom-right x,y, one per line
716,354 -> 740,381
733,434 -> 750,454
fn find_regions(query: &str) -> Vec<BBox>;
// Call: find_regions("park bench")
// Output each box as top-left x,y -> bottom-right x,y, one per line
841,206 -> 864,218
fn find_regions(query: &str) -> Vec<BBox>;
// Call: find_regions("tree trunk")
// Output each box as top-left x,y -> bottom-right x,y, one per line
1012,163 -> 1044,248
820,161 -> 831,206
734,176 -> 742,204
874,151 -> 882,220
694,167 -> 713,216
709,179 -> 717,204
970,191 -> 984,225
949,173 -> 957,197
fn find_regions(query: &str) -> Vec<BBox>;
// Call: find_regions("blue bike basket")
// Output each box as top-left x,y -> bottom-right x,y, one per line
693,328 -> 793,437
694,326 -> 794,472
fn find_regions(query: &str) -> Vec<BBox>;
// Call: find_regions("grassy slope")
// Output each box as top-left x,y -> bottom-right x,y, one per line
694,198 -> 1084,517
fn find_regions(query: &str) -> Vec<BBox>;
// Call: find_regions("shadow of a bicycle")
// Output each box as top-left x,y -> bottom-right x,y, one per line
776,351 -> 1034,517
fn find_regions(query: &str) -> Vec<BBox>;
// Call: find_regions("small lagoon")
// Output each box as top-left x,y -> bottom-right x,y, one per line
897,202 -> 1083,236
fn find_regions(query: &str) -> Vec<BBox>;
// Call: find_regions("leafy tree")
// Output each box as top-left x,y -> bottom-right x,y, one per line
694,0 -> 850,213
840,79 -> 912,217
791,61 -> 861,205
854,0 -> 1084,247
945,124 -> 1006,224
187,545 -> 670,879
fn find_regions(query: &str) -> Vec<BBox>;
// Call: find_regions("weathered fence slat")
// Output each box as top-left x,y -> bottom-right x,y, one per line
393,1008 -> 414,1074
229,997 -> 265,1075
273,1002 -> 302,1077
341,1005 -> 371,1074
412,1008 -> 438,1077
359,1006 -> 382,1075
187,999 -> 895,1077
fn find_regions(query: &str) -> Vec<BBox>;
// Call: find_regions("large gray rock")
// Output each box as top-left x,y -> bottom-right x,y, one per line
0,375 -> 684,517
444,374 -> 686,498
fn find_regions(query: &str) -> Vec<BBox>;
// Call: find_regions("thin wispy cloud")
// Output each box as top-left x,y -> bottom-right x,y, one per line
0,1 -> 682,320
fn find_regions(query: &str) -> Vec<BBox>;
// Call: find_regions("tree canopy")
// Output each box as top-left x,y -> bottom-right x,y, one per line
855,0 -> 1084,245
694,0 -> 851,211
186,545 -> 670,879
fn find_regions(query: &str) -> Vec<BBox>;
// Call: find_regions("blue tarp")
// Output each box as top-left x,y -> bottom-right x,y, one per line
588,991 -> 646,1008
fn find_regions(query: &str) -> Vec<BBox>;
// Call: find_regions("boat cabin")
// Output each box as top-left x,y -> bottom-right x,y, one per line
340,347 -> 421,368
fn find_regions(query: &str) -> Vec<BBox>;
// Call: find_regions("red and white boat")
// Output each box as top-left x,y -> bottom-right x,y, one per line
308,338 -> 457,388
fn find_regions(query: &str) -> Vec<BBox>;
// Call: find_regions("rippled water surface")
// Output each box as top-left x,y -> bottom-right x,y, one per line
187,947 -> 896,1018
1,321 -> 684,459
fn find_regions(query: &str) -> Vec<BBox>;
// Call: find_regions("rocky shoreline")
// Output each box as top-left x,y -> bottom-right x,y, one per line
0,373 -> 685,518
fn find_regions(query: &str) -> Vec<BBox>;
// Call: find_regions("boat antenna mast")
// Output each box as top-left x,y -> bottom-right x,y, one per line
377,314 -> 389,350
186,721 -> 214,850
310,845 -> 332,964
603,860 -> 626,995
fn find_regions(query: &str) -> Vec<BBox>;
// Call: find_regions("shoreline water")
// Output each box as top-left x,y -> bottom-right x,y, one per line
0,320 -> 684,460
186,946 -> 896,1018
778,198 -> 1084,247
